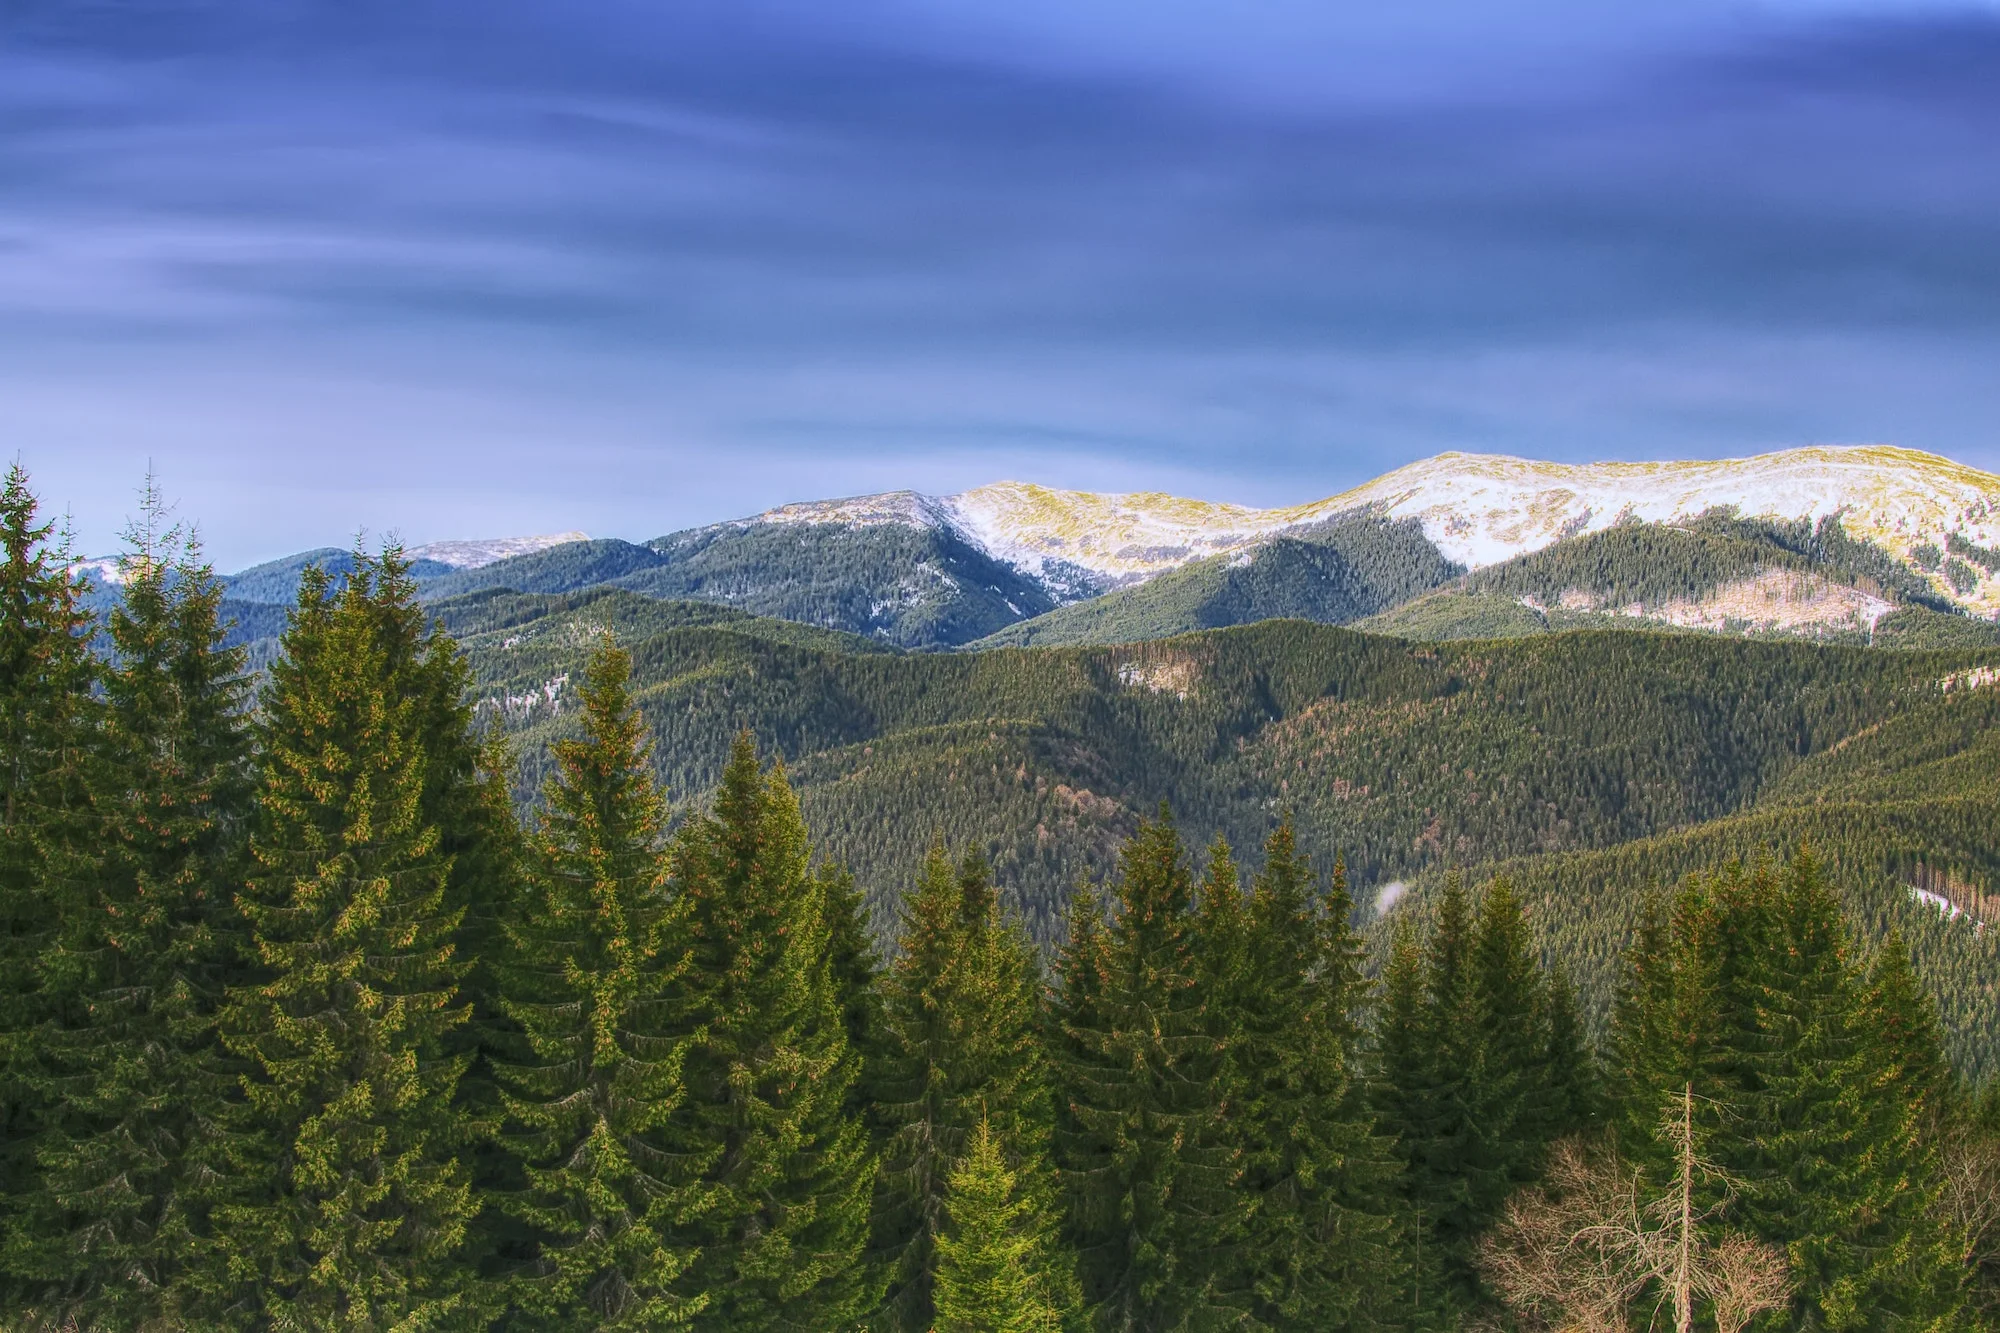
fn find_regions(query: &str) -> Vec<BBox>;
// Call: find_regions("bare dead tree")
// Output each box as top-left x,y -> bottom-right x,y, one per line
1481,1088 -> 1790,1333
1699,1232 -> 1795,1333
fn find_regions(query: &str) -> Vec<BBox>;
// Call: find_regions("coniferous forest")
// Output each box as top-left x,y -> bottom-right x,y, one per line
7,465 -> 2000,1331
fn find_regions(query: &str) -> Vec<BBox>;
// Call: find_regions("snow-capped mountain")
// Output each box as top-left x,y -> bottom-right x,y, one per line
742,446 -> 2000,617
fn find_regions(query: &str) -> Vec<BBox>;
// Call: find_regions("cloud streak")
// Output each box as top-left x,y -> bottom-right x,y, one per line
4,0 -> 1999,565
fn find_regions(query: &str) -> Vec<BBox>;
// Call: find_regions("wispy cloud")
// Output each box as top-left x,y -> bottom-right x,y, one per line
5,0 -> 1998,564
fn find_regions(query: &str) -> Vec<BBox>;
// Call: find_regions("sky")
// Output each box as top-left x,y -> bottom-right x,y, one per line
6,0 -> 2000,568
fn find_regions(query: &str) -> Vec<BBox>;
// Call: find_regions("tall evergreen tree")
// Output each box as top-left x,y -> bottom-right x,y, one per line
5,486 -> 252,1324
1371,875 -> 1498,1295
664,736 -> 877,1329
492,644 -> 709,1330
1230,823 -> 1416,1331
0,463 -> 98,1308
873,841 -> 1070,1331
1468,876 -> 1555,1190
1608,853 -> 1965,1331
203,554 -> 479,1329
932,1118 -> 1070,1333
1739,851 -> 1962,1330
1053,810 -> 1236,1332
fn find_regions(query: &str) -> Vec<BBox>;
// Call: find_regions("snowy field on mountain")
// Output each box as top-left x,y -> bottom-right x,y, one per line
724,445 -> 2000,617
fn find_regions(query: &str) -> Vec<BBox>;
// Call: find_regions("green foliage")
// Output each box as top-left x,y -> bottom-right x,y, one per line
1228,823 -> 1422,1330
1604,853 -> 1966,1330
5,486 -> 252,1325
0,463 -> 99,1306
975,512 -> 1460,648
662,737 -> 878,1328
1371,874 -> 1570,1301
490,645 -> 707,1330
932,1119 -> 1072,1333
872,842 -> 1067,1331
1949,530 -> 2000,575
204,551 -> 480,1328
1053,812 -> 1239,1330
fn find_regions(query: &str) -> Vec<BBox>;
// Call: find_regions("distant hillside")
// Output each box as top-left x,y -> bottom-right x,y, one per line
1357,514 -> 2000,647
626,521 -> 1058,647
970,512 -> 1460,648
457,607 -> 2000,1068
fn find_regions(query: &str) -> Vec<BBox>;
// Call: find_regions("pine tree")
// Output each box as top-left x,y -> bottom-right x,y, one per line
492,644 -> 708,1330
663,736 -> 877,1329
1052,810 -> 1236,1331
932,1118 -> 1069,1333
873,841 -> 1071,1331
0,463 -> 98,1308
1230,823 -> 1416,1331
203,554 -> 478,1328
6,486 -> 251,1325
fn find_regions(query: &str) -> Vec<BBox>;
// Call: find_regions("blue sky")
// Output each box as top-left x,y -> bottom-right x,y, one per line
7,0 -> 2000,567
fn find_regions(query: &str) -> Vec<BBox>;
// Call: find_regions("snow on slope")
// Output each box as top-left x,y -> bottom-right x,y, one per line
409,532 -> 588,569
744,446 -> 2000,616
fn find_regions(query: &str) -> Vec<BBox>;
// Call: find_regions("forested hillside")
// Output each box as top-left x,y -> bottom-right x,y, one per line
13,470 -> 2000,1331
1361,513 -> 2000,646
971,511 -> 1460,647
450,584 -> 2000,1068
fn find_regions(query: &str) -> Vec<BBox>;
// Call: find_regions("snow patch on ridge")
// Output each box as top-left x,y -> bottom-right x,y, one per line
410,532 -> 589,569
720,446 -> 2000,616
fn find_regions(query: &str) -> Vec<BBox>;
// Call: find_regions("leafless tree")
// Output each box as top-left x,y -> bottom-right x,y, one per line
1481,1085 -> 1791,1333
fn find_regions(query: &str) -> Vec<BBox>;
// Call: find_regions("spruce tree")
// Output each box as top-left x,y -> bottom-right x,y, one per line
664,736 -> 877,1328
1608,854 -> 1965,1331
1371,874 -> 1501,1295
0,463 -> 98,1308
203,554 -> 479,1328
492,644 -> 708,1329
1230,823 -> 1415,1331
1739,850 -> 1962,1329
933,1118 -> 1070,1333
873,841 -> 1070,1331
1052,810 -> 1235,1331
1468,876 -> 1552,1190
6,488 -> 251,1325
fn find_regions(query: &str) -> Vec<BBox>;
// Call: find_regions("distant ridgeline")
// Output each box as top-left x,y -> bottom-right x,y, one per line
74,445 -> 2000,658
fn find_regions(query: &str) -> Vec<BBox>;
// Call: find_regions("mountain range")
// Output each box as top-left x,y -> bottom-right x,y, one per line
61,444 -> 2000,1070
75,444 -> 2000,652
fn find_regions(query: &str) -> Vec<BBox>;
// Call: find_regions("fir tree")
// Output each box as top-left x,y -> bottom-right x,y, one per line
1053,810 -> 1236,1331
0,463 -> 98,1307
204,553 -> 478,1329
492,644 -> 708,1330
932,1118 -> 1070,1333
1230,823 -> 1415,1331
6,485 -> 251,1325
664,736 -> 878,1329
873,841 -> 1070,1332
